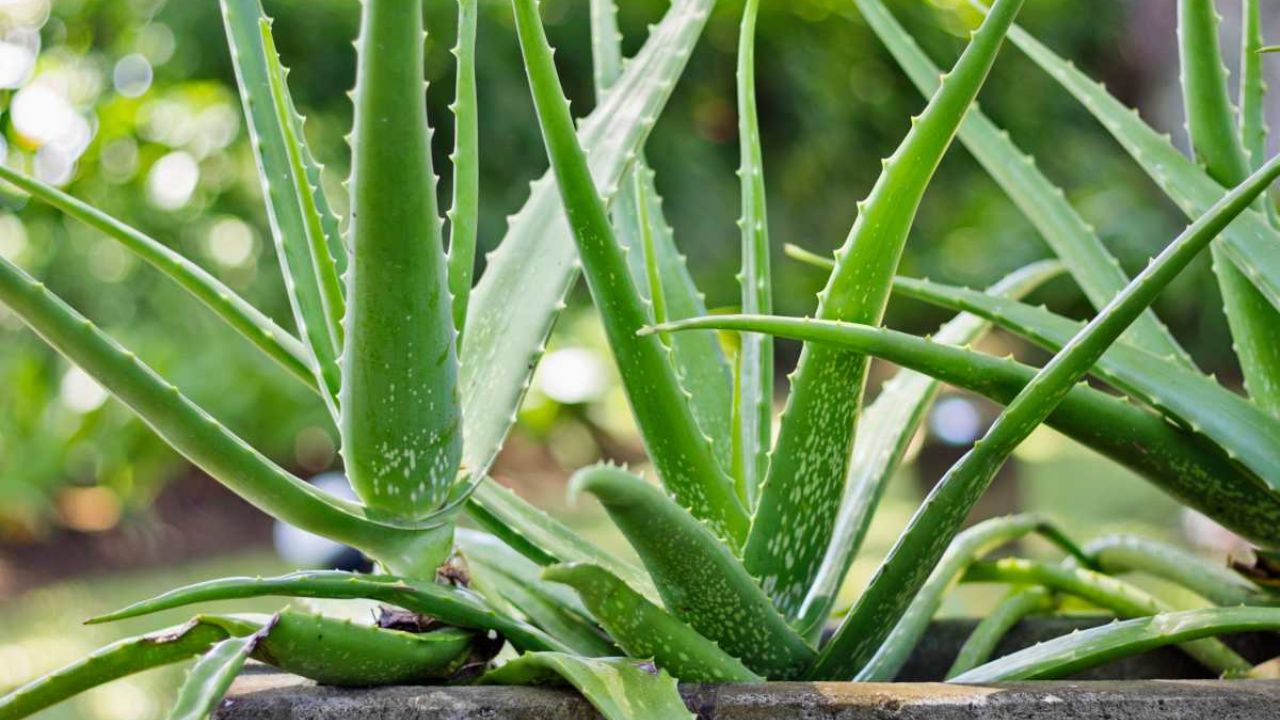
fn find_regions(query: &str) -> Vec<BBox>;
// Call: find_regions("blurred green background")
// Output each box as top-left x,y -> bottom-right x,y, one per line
0,0 -> 1272,717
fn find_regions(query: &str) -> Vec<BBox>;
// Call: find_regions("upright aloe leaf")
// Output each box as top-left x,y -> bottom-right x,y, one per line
748,0 -> 1025,618
460,0 -> 715,482
732,0 -> 773,508
341,0 -> 462,523
1240,0 -> 1269,172
572,465 -> 814,679
167,623 -> 273,720
952,606 -> 1280,682
0,254 -> 447,575
855,0 -> 1189,363
0,165 -> 317,391
1178,0 -> 1280,415
511,0 -> 746,543
991,8 -> 1280,314
447,0 -> 480,339
797,260 -> 1063,636
811,150 -> 1280,680
481,653 -> 693,720
0,621 -> 231,720
220,0 -> 341,404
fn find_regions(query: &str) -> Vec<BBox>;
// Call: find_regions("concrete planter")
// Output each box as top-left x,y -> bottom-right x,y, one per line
217,618 -> 1280,719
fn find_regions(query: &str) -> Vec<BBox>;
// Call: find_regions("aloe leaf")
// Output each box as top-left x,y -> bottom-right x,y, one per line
1084,534 -> 1277,607
167,621 -> 272,720
1179,0 -> 1280,415
512,0 -> 746,543
856,514 -> 1088,681
0,165 -> 317,392
0,253 -> 454,574
544,562 -> 761,682
650,310 -> 1280,549
0,620 -> 233,720
458,530 -> 617,657
855,0 -> 1188,364
572,465 -> 814,678
481,653 -> 693,720
258,20 -> 345,354
812,151 -> 1280,680
961,559 -> 1252,676
796,260 -> 1064,636
954,606 -> 1280,682
88,570 -> 567,654
220,0 -> 341,401
750,0 -> 1024,618
447,0 -> 480,339
946,586 -> 1055,679
893,275 -> 1280,495
589,0 -> 735,475
1241,0 -> 1269,173
460,0 -> 714,483
990,7 -> 1280,317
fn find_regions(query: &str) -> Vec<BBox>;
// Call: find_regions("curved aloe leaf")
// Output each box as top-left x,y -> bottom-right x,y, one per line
732,0 -> 773,508
341,0 -> 461,524
649,313 -> 1280,548
856,514 -> 1088,681
512,0 -> 746,544
481,653 -> 693,720
1241,0 -> 1270,173
0,620 -> 233,720
459,530 -> 617,657
988,6 -> 1280,316
466,480 -> 658,603
447,0 -> 480,339
220,0 -> 341,402
813,151 -> 1280,680
946,586 -> 1056,679
963,558 -> 1251,675
1179,0 -> 1280,415
0,165 -> 317,391
571,465 -> 814,679
589,0 -> 735,476
167,621 -> 273,720
0,254 -> 452,575
544,563 -> 761,682
460,0 -> 715,482
893,276 -> 1280,495
89,570 -> 566,654
854,0 -> 1188,364
1084,535 -> 1277,607
953,606 -> 1280,683
796,260 -> 1065,636
750,0 -> 1024,618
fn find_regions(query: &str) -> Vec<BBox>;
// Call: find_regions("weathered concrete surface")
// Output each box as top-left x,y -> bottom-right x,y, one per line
219,672 -> 1280,719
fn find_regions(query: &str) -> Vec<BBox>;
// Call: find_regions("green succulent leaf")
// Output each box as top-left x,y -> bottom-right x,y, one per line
952,606 -> 1280,681
0,620 -> 234,720
1178,0 -> 1280,415
512,0 -> 746,543
946,586 -> 1056,679
89,570 -> 567,654
750,0 -> 1024,618
812,148 -> 1280,680
571,465 -> 814,679
167,620 -> 274,720
460,0 -> 715,483
481,653 -> 693,720
1084,535 -> 1277,608
855,0 -> 1189,363
649,312 -> 1280,548
856,514 -> 1088,681
447,0 -> 480,340
796,259 -> 1065,637
1241,0 -> 1270,174
220,0 -> 341,404
544,562 -> 761,682
0,164 -> 318,393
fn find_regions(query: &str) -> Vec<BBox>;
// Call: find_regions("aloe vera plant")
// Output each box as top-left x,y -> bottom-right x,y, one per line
7,2 -> 1280,718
